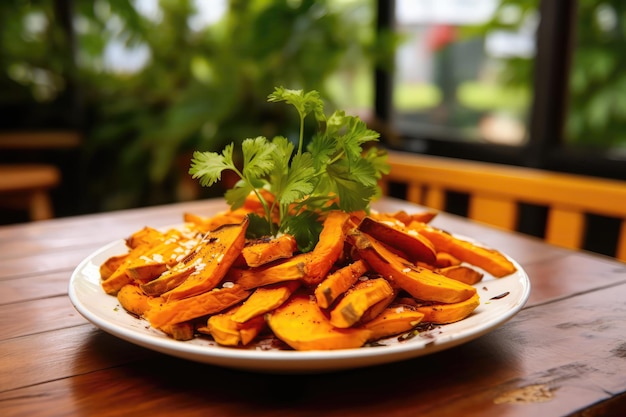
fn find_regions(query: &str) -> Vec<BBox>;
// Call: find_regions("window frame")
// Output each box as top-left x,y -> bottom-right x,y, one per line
375,0 -> 626,181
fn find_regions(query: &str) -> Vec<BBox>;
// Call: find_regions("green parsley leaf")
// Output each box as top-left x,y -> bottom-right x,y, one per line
308,132 -> 336,170
189,86 -> 388,252
364,147 -> 391,179
224,179 -> 255,210
268,87 -> 324,122
189,144 -> 235,187
245,213 -> 275,239
241,137 -> 276,180
324,161 -> 377,213
268,87 -> 325,155
279,152 -> 315,205
268,136 -> 295,199
281,210 -> 324,253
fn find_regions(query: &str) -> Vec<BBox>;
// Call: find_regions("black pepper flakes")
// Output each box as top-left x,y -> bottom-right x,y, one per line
490,291 -> 510,300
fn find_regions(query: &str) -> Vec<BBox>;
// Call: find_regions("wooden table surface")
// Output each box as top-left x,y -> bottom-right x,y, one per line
1,197 -> 625,417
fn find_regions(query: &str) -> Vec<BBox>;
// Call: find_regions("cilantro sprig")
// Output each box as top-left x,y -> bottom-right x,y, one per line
189,86 -> 389,252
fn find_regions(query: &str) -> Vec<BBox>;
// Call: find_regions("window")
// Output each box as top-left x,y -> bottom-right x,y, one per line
565,1 -> 626,154
376,0 -> 626,181
392,0 -> 534,146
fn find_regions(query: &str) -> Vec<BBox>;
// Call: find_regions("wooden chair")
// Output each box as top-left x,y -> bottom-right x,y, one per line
379,150 -> 626,262
0,165 -> 61,221
0,131 -> 80,222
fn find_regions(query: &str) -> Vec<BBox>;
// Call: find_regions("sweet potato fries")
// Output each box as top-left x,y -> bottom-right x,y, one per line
100,198 -> 516,351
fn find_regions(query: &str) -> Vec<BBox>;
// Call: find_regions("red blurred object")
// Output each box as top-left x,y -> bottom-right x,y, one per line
426,24 -> 457,51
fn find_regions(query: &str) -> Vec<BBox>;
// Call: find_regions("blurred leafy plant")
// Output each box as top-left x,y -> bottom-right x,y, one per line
0,0 -> 78,127
1,0 -> 395,213
566,1 -> 626,149
465,0 -> 626,150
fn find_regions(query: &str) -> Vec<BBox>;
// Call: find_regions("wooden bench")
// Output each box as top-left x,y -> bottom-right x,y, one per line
380,150 -> 626,262
0,165 -> 61,221
0,131 -> 80,222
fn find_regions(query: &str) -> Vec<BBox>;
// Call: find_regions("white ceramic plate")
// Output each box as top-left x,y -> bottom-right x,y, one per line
69,233 -> 530,374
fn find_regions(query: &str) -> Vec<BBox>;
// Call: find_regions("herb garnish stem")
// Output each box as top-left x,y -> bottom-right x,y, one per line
297,112 -> 305,155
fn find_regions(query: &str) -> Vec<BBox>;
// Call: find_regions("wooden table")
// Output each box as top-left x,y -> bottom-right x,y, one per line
1,197 -> 626,417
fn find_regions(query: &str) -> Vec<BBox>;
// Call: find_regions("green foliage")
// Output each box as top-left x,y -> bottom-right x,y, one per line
467,0 -> 626,149
189,87 -> 389,251
1,0 -> 392,213
566,1 -> 626,148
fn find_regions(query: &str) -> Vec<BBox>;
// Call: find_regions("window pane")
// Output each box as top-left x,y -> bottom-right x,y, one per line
566,1 -> 626,155
391,0 -> 537,148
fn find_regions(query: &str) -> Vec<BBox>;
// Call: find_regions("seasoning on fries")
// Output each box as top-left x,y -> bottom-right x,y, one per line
100,201 -> 516,351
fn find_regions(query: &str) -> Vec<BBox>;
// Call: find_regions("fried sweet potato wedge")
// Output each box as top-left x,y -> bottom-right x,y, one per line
412,223 -> 517,277
359,288 -> 398,323
361,305 -> 425,341
376,210 -> 413,225
153,219 -> 248,301
102,242 -> 155,295
300,210 -> 351,286
434,251 -> 462,268
227,253 -> 309,289
357,216 -> 437,265
437,265 -> 484,285
117,284 -> 153,316
126,229 -> 199,283
371,209 -> 438,226
228,211 -> 350,289
160,322 -> 195,341
102,228 -> 173,294
100,253 -> 129,280
350,230 -> 476,304
267,293 -> 372,351
314,259 -> 369,309
414,293 -> 481,324
140,262 -> 195,297
125,226 -> 164,249
118,284 -> 195,341
231,280 -> 300,323
183,208 -> 251,233
329,278 -> 395,328
200,306 -> 266,346
145,284 -> 251,328
407,210 -> 439,225
241,234 -> 298,267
